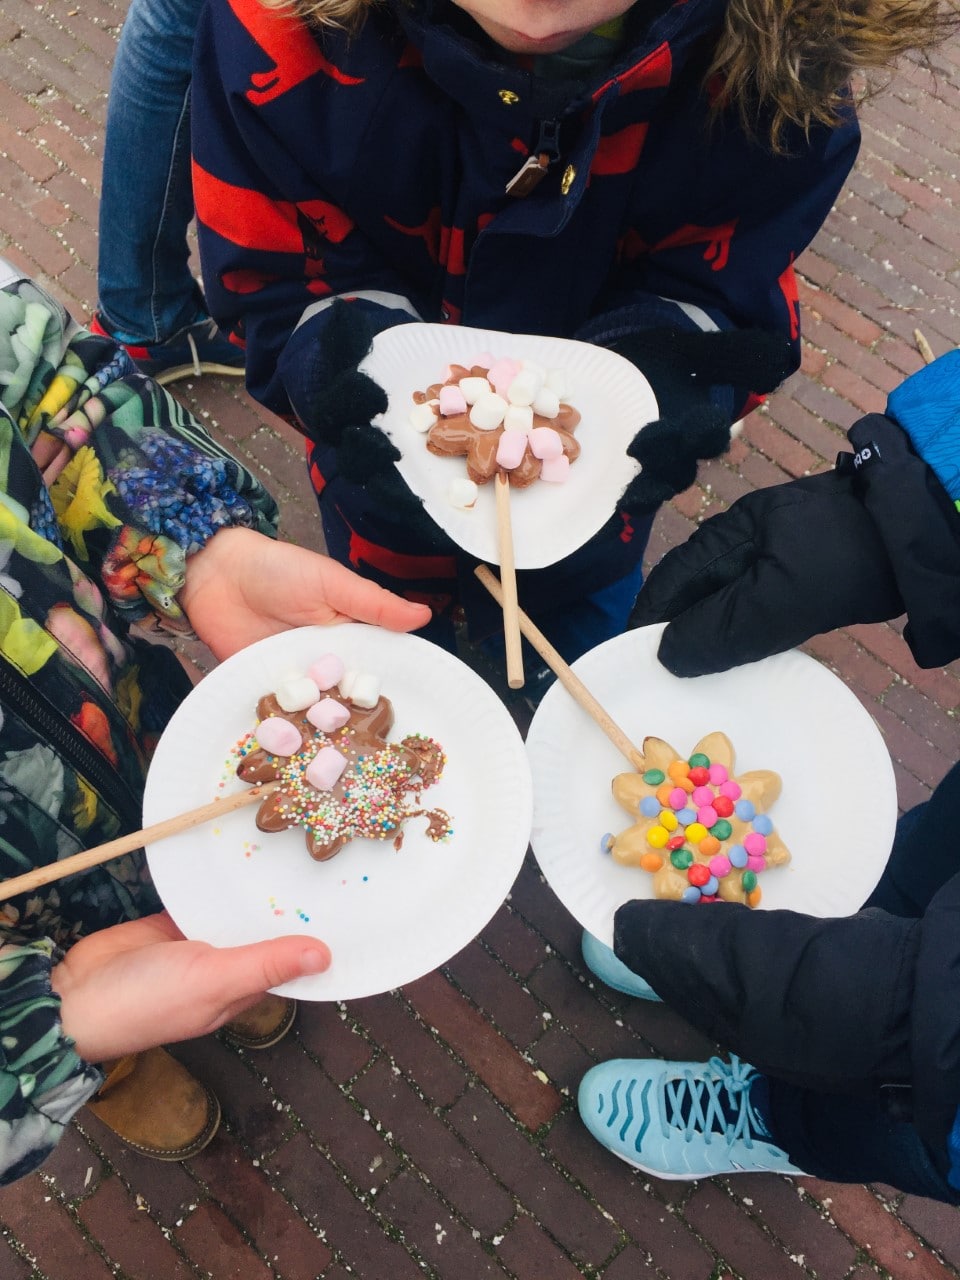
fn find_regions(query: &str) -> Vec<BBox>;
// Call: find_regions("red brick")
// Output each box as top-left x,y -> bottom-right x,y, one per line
346,990 -> 468,1104
740,414 -> 819,477
176,1200 -> 274,1280
481,903 -> 550,978
797,277 -> 884,346
726,1178 -> 857,1278
36,1124 -> 105,1201
295,999 -> 376,1082
77,1176 -> 194,1280
685,1180 -> 805,1279
376,1169 -> 511,1277
801,630 -> 896,700
444,937 -> 547,1045
0,1175 -> 116,1279
495,1213 -> 587,1278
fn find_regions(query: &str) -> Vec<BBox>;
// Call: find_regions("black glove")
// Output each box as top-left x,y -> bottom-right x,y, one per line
612,326 -> 795,519
631,412 -> 960,675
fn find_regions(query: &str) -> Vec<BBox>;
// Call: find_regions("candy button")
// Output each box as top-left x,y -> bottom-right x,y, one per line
747,854 -> 767,873
741,870 -> 758,893
642,769 -> 665,785
744,832 -> 767,856
666,834 -> 686,850
688,753 -> 711,769
685,822 -> 708,843
709,854 -> 732,878
752,814 -> 774,835
713,795 -> 734,818
668,786 -> 688,809
687,766 -> 710,788
702,875 -> 720,896
708,763 -> 728,785
667,760 -> 689,782
687,863 -> 711,887
710,819 -> 733,841
734,799 -> 756,821
697,805 -> 718,828
719,780 -> 742,800
681,886 -> 702,904
729,844 -> 748,868
647,826 -> 669,848
677,807 -> 697,827
691,785 -> 713,807
658,809 -> 679,831
600,833 -> 613,854
656,783 -> 674,807
670,848 -> 694,870
639,852 -> 663,872
639,797 -> 660,817
698,835 -> 721,857
747,887 -> 762,908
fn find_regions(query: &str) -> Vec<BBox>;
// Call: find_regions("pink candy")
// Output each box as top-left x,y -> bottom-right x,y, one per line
709,854 -> 732,878
439,384 -> 467,416
747,854 -> 767,873
719,780 -> 742,800
528,426 -> 563,460
668,786 -> 687,809
496,428 -> 529,470
306,697 -> 351,733
691,785 -> 713,807
697,805 -> 718,827
305,746 -> 348,791
487,357 -> 522,398
308,653 -> 345,691
255,716 -> 303,757
744,832 -> 767,856
539,454 -> 570,484
708,763 -> 729,785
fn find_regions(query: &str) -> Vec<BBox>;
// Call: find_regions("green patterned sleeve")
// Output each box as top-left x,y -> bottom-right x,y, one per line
0,941 -> 103,1184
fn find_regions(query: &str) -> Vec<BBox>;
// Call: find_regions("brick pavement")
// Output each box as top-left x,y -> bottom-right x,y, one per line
1,3 -> 960,1278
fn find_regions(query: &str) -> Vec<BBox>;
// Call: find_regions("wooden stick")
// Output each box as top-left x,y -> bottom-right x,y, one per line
494,471 -> 525,689
475,565 -> 646,771
0,782 -> 280,902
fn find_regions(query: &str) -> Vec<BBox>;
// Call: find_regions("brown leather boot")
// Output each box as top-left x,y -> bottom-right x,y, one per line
85,1048 -> 220,1160
220,994 -> 297,1050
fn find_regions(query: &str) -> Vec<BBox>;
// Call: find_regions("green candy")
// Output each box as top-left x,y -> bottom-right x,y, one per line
710,819 -> 733,840
742,870 -> 758,892
688,753 -> 710,768
670,848 -> 694,870
642,769 -> 665,785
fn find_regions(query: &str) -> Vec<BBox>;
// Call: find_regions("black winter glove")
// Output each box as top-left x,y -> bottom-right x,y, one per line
631,412 -> 960,675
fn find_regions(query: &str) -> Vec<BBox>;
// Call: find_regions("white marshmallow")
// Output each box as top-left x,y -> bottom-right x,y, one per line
469,392 -> 508,431
521,358 -> 547,380
459,376 -> 490,405
448,477 -> 479,509
275,676 -> 321,712
255,716 -> 303,756
305,746 -> 348,791
506,368 -> 542,407
529,426 -> 564,460
531,387 -> 561,419
338,668 -> 359,697
307,653 -> 345,690
349,673 -> 381,709
487,357 -> 521,398
306,697 -> 351,733
496,428 -> 529,470
410,401 -> 439,432
504,404 -> 534,433
545,367 -> 572,400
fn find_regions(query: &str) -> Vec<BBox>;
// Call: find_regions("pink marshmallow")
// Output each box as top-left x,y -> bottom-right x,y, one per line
496,428 -> 529,470
487,357 -> 522,398
438,384 -> 468,416
538,454 -> 570,483
528,426 -> 563,460
307,654 -> 345,690
473,351 -> 494,369
305,746 -> 348,791
255,716 -> 303,757
306,697 -> 352,733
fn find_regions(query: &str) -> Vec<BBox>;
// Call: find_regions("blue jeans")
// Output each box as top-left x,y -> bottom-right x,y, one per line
98,0 -> 204,343
762,759 -> 960,1202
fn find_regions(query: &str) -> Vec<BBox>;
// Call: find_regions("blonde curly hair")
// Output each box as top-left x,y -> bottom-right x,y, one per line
260,0 -> 959,149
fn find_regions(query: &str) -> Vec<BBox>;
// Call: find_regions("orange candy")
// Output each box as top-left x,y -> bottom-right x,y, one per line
747,887 -> 762,908
698,835 -> 721,857
639,852 -> 664,872
656,783 -> 674,806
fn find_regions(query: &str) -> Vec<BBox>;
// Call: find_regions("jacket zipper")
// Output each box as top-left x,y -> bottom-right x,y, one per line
505,118 -> 562,197
0,658 -> 142,833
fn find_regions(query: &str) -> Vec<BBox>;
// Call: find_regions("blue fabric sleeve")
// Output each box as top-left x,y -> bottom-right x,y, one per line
886,350 -> 960,509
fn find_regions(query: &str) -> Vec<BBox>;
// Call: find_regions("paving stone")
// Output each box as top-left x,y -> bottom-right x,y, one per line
77,1175 -> 194,1280
0,1175 -> 115,1279
347,989 -> 471,1105
176,1200 -> 275,1280
494,1213 -> 589,1278
374,1168 -> 512,1277
36,1125 -> 105,1202
684,1180 -> 809,1279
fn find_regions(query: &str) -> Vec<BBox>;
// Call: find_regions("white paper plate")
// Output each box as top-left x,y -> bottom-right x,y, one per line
525,625 -> 897,946
143,625 -> 532,1000
360,323 -> 658,568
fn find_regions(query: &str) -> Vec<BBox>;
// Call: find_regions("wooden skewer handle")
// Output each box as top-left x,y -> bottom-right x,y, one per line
0,782 -> 280,903
495,472 -> 524,689
474,565 -> 646,771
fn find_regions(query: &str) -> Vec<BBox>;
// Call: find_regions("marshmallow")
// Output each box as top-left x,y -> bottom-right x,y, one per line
487,357 -> 522,398
339,668 -> 359,697
308,653 -> 345,691
531,387 -> 561,419
529,426 -> 564,460
473,351 -> 495,369
410,401 -> 439,432
255,716 -> 303,757
305,746 -> 348,791
306,697 -> 351,733
506,368 -> 542,407
496,428 -> 529,470
545,367 -> 571,400
469,392 -> 508,431
521,358 -> 547,380
438,384 -> 468,416
539,453 -> 571,483
459,376 -> 490,405
448,477 -> 479,508
504,404 -> 534,433
275,676 -> 321,712
349,672 -> 381,709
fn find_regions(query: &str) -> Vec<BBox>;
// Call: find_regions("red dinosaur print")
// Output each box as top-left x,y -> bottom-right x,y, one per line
617,219 -> 739,273
778,255 -> 801,340
591,124 -> 650,176
594,42 -> 671,101
224,0 -> 364,105
385,208 -> 443,264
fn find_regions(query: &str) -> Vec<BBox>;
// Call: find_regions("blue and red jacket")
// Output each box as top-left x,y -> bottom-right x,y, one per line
192,0 -> 859,616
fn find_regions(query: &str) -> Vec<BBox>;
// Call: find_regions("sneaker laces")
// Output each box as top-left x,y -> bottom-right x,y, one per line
185,328 -> 203,378
659,1056 -> 764,1149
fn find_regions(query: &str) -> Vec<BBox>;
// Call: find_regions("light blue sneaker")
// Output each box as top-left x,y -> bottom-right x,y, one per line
578,1055 -> 807,1180
581,930 -> 661,1000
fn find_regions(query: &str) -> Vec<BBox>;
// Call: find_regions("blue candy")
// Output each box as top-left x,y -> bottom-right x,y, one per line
752,814 -> 774,835
681,886 -> 702,904
639,797 -> 661,817
734,799 -> 756,821
729,844 -> 748,868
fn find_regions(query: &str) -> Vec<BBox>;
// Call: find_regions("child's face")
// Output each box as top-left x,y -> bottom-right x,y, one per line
450,0 -> 636,55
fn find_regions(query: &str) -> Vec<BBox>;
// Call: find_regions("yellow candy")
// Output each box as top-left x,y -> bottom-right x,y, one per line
647,825 -> 669,848
658,809 -> 679,831
685,822 -> 708,843
640,852 -> 663,872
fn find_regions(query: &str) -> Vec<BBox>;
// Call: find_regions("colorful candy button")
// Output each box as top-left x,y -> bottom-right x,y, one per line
708,763 -> 728,785
647,826 -> 669,848
639,852 -> 663,872
685,822 -> 708,843
670,848 -> 694,870
729,845 -> 748,868
688,753 -> 710,769
659,809 -> 679,831
735,799 -> 756,821
713,795 -> 734,818
753,814 -> 774,835
710,819 -> 733,841
681,886 -> 702,904
642,769 -> 665,785
688,864 -> 711,887
639,796 -> 660,817
744,832 -> 767,856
